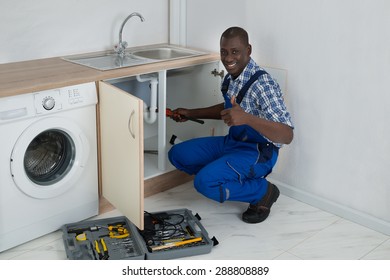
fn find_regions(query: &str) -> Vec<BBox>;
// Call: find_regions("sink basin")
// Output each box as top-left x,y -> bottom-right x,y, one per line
132,46 -> 205,60
62,45 -> 207,71
62,52 -> 151,71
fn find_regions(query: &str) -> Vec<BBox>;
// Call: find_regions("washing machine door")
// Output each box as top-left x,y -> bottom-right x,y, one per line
10,117 -> 90,199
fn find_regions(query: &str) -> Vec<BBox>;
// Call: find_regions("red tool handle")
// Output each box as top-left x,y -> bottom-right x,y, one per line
166,109 -> 204,124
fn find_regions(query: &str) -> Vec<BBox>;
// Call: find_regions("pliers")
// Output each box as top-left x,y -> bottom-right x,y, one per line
98,224 -> 130,239
95,238 -> 109,260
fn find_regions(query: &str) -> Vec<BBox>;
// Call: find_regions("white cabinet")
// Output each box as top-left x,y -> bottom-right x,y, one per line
99,81 -> 144,229
99,61 -> 223,229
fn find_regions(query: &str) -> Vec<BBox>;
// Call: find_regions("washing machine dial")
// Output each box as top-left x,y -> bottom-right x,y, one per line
42,96 -> 56,110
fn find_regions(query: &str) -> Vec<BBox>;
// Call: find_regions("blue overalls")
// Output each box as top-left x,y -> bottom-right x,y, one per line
168,71 -> 279,205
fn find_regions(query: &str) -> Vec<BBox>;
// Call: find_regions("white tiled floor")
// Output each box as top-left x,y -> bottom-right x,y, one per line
1,181 -> 390,260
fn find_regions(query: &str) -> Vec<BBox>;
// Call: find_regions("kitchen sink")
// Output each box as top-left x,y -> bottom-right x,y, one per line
62,52 -> 152,71
132,46 -> 205,60
62,45 -> 207,71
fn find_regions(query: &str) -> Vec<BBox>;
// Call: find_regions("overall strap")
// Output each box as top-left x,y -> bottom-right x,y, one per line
221,70 -> 267,104
236,70 -> 267,104
221,75 -> 230,95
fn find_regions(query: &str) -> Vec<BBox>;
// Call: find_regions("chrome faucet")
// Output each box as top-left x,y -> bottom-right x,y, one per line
114,12 -> 145,57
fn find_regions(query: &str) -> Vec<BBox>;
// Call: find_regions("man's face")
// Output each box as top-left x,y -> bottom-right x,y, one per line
220,36 -> 251,78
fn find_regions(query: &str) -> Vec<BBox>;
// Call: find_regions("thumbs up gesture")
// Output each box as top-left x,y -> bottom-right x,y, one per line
220,96 -> 246,126
231,96 -> 238,106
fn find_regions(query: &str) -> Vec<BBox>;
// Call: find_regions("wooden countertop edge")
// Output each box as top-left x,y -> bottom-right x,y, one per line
0,52 -> 220,98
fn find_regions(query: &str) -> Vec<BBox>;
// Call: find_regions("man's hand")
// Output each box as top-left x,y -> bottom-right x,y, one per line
220,96 -> 248,126
169,108 -> 190,122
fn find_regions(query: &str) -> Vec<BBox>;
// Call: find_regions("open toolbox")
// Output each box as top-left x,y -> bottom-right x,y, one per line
62,208 -> 218,260
62,216 -> 145,260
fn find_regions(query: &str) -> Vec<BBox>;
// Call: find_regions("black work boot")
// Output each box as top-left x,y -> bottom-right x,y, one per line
242,182 -> 280,224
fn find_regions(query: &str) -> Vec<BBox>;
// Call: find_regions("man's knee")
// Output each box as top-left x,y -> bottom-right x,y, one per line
167,145 -> 177,165
193,174 -> 204,194
168,143 -> 185,167
194,173 -> 225,203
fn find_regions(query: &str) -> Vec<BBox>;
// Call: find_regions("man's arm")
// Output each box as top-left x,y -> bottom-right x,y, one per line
220,97 -> 293,144
171,103 -> 225,122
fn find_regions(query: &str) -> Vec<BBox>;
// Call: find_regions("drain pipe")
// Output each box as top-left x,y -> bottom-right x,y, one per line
136,74 -> 158,124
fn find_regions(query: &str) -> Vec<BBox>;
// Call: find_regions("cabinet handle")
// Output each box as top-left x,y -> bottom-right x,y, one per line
128,110 -> 136,139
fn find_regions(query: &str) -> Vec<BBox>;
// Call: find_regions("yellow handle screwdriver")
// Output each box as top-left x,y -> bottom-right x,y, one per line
150,237 -> 202,252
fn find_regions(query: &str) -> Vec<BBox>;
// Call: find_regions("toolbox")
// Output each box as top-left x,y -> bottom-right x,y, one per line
62,208 -> 218,260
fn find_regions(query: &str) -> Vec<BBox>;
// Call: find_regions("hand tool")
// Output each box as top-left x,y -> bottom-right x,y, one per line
186,225 -> 195,237
107,231 -> 129,239
67,225 -> 100,235
75,232 -> 88,241
95,238 -> 109,260
97,224 -> 130,239
96,224 -> 127,233
149,236 -> 202,252
165,108 -> 205,124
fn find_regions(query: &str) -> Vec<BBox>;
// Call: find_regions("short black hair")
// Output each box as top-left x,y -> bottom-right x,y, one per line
220,26 -> 249,46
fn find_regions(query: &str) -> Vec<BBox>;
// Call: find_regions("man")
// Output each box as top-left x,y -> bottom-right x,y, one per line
168,26 -> 294,223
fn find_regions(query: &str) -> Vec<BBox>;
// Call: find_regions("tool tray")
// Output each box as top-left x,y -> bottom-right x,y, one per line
140,208 -> 217,260
62,208 -> 217,260
62,216 -> 145,260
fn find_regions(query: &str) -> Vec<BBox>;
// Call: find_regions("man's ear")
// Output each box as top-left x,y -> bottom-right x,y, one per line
247,44 -> 252,55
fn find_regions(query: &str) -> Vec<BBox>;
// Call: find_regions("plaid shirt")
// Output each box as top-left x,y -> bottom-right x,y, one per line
224,58 -> 294,132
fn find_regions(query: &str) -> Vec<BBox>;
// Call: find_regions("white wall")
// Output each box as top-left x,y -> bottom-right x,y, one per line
0,0 -> 168,63
186,0 -> 390,234
186,1 -> 245,52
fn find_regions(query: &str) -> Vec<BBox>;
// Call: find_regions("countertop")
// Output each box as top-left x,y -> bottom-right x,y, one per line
0,49 -> 219,98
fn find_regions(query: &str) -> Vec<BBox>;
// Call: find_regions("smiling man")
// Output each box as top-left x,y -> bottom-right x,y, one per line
168,26 -> 294,224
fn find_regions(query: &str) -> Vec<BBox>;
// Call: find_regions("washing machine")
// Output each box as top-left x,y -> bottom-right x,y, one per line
0,82 -> 99,252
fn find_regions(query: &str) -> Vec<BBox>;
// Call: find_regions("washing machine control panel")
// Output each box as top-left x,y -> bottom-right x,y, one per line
34,90 -> 62,114
42,96 -> 56,110
33,83 -> 97,115
64,87 -> 84,105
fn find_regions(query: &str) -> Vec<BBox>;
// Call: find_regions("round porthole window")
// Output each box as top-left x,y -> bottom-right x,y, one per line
24,130 -> 75,186
10,117 -> 89,199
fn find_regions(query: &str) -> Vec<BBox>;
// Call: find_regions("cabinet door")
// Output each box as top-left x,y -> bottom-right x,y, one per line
98,81 -> 144,229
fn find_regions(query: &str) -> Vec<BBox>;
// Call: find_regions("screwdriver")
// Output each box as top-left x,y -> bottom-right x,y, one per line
67,226 -> 100,235
149,236 -> 203,252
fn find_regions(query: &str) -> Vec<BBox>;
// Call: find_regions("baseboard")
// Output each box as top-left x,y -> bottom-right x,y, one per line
269,178 -> 390,236
99,170 -> 194,214
144,169 -> 194,197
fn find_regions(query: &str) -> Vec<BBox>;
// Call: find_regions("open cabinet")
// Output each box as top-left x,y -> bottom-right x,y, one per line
98,61 -> 223,230
165,63 -> 226,145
